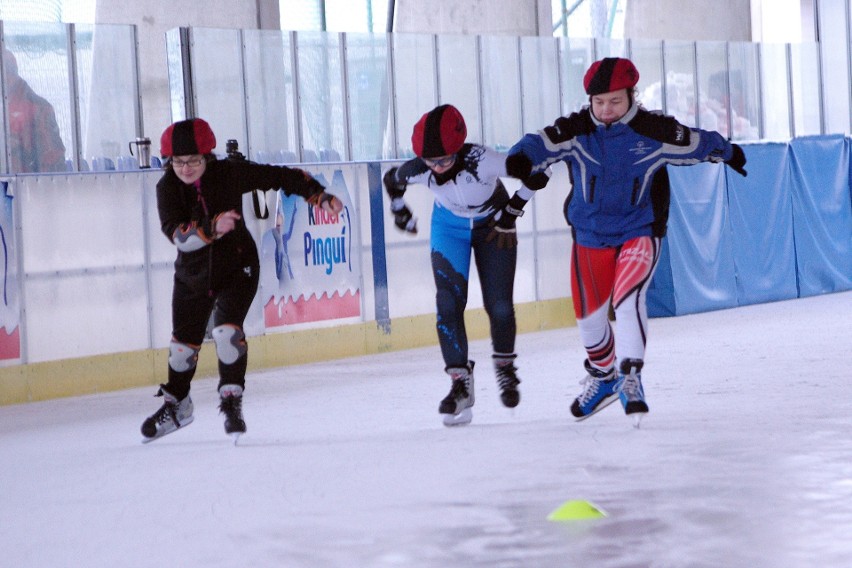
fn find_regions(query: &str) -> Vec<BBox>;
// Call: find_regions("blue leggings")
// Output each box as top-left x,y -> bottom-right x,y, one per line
430,204 -> 517,368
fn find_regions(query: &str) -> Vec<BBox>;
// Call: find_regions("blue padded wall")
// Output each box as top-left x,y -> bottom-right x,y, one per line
648,136 -> 852,317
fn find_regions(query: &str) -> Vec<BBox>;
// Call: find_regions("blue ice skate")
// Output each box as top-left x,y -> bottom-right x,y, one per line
570,360 -> 619,420
616,358 -> 649,428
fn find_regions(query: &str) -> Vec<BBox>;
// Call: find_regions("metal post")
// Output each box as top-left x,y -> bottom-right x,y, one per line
433,34 -> 440,104
386,33 -> 399,159
179,27 -> 196,119
0,22 -> 10,175
131,25 -> 144,139
786,43 -> 796,138
724,42 -> 733,139
755,43 -> 765,140
476,35 -> 485,144
660,40 -> 668,115
340,33 -> 353,161
386,0 -> 396,33
66,25 -> 83,172
291,31 -> 305,162
692,42 -> 701,129
237,29 -> 251,157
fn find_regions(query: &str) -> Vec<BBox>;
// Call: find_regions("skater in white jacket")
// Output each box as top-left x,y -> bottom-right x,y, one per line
383,104 -> 546,426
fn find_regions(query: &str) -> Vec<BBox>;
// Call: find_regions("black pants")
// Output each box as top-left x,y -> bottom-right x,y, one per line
430,205 -> 517,369
165,257 -> 259,398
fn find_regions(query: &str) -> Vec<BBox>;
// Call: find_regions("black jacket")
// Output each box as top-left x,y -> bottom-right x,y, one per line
157,158 -> 324,292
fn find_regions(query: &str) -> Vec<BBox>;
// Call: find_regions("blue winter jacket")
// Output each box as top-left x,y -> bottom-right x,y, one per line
509,103 -> 734,248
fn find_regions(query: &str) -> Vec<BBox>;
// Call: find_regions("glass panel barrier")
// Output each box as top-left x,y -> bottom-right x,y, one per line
75,23 -> 139,168
481,35 -> 521,150
519,36 -> 561,135
296,31 -> 346,162
661,41 -> 698,127
436,34 -> 480,139
817,0 -> 851,134
696,41 -> 729,137
390,32 -> 436,159
2,21 -> 70,173
558,36 -> 593,115
630,39 -> 663,111
190,28 -> 246,154
727,41 -> 761,140
790,42 -> 822,136
345,32 -> 390,161
243,29 -> 298,163
759,43 -> 791,140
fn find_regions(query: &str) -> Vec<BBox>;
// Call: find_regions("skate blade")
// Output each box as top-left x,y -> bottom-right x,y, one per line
442,407 -> 473,427
573,394 -> 619,422
230,432 -> 243,445
630,412 -> 647,429
141,416 -> 194,444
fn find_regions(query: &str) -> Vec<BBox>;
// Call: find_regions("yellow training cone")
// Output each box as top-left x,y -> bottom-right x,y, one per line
547,499 -> 607,521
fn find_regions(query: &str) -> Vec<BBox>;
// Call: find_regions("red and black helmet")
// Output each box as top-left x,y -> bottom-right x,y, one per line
411,104 -> 467,158
160,118 -> 217,158
583,57 -> 640,96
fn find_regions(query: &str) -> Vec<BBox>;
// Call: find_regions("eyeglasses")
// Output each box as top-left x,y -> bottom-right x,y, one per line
171,157 -> 204,168
422,155 -> 456,168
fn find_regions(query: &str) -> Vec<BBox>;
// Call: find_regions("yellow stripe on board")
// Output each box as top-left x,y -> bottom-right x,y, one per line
0,298 -> 574,406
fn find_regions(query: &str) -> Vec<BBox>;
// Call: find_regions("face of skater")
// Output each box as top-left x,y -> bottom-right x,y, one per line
421,153 -> 457,174
171,154 -> 207,184
591,88 -> 631,125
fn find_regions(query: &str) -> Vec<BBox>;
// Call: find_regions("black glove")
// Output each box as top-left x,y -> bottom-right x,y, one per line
524,171 -> 550,190
505,152 -> 533,180
543,112 -> 593,142
726,144 -> 748,177
390,200 -> 417,234
486,194 -> 528,249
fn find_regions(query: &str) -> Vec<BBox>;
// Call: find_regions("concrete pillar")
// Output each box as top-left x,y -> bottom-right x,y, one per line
624,0 -> 752,41
392,0 -> 549,36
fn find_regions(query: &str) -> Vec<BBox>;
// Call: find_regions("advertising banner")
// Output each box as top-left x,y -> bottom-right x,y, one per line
260,168 -> 361,328
0,181 -> 20,361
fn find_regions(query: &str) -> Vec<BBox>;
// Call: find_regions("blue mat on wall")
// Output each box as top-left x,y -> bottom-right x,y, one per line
648,135 -> 852,317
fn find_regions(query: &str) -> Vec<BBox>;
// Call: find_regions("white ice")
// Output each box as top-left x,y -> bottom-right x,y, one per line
2,291 -> 852,568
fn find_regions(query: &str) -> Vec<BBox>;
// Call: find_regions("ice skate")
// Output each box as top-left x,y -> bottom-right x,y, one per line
219,384 -> 246,444
616,359 -> 648,428
141,386 -> 194,443
570,359 -> 619,421
439,362 -> 475,427
493,354 -> 520,408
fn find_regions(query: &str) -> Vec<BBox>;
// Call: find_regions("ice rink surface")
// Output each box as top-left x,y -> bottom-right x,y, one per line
2,291 -> 851,568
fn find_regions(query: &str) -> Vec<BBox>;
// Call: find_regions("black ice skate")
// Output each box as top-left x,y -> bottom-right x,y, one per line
439,362 -> 475,427
141,386 -> 194,443
219,384 -> 246,444
493,353 -> 521,408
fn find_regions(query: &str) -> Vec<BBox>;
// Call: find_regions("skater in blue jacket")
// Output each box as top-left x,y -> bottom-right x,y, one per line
506,57 -> 748,426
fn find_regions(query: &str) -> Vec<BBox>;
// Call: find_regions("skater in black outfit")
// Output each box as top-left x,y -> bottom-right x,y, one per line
141,118 -> 342,443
